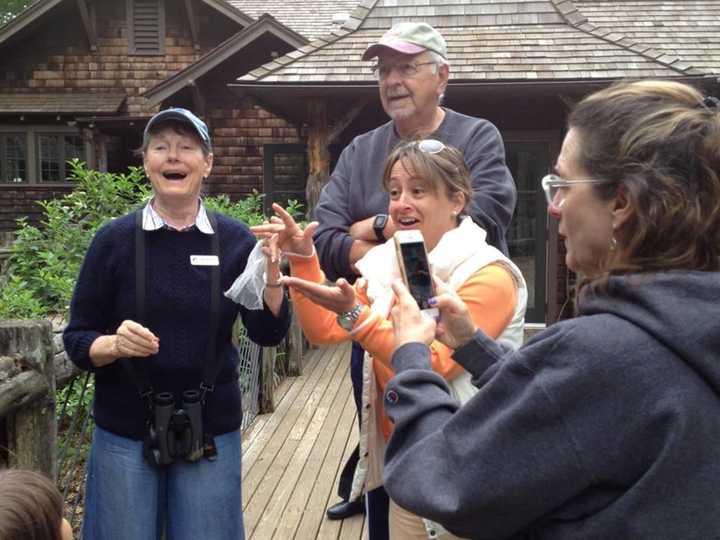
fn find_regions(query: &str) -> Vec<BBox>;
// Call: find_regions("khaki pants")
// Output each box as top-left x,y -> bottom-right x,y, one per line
388,499 -> 466,540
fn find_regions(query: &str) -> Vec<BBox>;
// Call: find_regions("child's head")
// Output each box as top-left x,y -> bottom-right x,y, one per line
0,469 -> 73,540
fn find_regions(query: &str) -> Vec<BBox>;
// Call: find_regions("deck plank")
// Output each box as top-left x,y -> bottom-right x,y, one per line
241,343 -> 365,540
316,405 -> 362,540
244,344 -> 354,538
252,346 -> 350,539
241,345 -> 326,475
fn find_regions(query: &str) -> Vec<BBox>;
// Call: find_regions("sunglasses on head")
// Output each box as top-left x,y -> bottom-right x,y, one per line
402,139 -> 446,155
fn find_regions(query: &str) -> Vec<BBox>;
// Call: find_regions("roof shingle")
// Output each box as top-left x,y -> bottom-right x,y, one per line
0,93 -> 126,114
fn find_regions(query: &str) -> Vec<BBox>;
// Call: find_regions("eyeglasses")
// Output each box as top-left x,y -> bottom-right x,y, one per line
370,61 -> 438,80
402,139 -> 446,154
541,174 -> 608,211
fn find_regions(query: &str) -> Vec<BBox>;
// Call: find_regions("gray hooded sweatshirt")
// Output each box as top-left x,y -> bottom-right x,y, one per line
384,270 -> 720,540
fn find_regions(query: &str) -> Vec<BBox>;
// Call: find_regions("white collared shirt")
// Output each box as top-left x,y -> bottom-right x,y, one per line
142,198 -> 214,234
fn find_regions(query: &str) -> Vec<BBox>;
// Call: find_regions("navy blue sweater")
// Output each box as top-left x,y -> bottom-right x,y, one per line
64,211 -> 290,440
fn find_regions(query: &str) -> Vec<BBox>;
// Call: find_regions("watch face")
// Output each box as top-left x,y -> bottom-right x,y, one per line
374,214 -> 388,229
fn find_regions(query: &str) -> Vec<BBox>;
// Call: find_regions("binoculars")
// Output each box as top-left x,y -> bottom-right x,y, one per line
143,390 -> 205,467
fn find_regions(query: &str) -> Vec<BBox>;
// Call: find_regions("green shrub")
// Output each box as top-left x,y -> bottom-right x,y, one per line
0,160 -> 151,319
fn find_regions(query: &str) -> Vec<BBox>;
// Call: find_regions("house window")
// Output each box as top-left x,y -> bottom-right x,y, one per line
127,0 -> 165,55
263,144 -> 308,215
0,127 -> 88,185
0,134 -> 27,183
38,134 -> 84,182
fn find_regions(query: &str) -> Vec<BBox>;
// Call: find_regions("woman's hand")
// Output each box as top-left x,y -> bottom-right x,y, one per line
115,320 -> 160,357
261,233 -> 284,317
250,203 -> 317,256
281,275 -> 357,315
431,277 -> 477,350
390,280 -> 436,349
89,320 -> 159,367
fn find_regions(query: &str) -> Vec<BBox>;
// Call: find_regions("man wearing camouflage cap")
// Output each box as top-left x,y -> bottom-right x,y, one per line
313,22 -> 517,538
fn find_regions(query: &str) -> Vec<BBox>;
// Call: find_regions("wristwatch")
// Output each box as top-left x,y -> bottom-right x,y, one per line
373,214 -> 388,242
336,304 -> 364,331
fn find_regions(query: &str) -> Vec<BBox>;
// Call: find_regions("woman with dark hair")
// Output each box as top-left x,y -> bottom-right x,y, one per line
253,140 -> 527,538
382,80 -> 720,539
0,469 -> 73,540
63,108 -> 290,539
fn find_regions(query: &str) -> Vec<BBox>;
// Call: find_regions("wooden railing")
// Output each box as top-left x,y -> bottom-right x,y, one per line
0,320 -> 60,479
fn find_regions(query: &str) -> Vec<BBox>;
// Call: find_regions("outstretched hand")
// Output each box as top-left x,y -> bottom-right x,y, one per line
250,203 -> 317,256
280,275 -> 357,315
390,280 -> 436,349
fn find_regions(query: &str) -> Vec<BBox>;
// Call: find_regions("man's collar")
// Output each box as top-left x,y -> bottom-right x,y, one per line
393,106 -> 446,140
142,199 -> 214,234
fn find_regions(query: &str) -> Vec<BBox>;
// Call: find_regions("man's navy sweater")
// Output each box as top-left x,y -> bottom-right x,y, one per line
64,211 -> 290,440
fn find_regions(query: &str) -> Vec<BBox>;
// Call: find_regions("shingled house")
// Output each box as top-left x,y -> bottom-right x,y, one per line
0,0 -> 354,227
1,0 -> 719,323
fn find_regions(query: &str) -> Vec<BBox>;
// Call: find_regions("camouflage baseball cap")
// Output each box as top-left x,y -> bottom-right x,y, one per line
362,22 -> 447,61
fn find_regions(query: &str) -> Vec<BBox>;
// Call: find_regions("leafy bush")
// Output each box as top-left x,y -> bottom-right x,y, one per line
0,160 -> 300,319
0,160 -> 151,319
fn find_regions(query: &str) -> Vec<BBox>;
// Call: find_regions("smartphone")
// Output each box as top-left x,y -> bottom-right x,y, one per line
394,230 -> 439,318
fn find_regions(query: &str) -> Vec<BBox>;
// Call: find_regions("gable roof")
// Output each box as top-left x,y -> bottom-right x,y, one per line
234,0 -> 711,86
143,14 -> 308,107
228,0 -> 361,40
0,0 -> 254,47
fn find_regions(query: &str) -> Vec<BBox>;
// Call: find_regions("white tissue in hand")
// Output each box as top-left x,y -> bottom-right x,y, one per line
224,241 -> 270,310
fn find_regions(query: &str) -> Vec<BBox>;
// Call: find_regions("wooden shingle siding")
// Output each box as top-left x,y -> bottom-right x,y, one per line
202,96 -> 303,198
0,0 -> 203,115
128,0 -> 166,55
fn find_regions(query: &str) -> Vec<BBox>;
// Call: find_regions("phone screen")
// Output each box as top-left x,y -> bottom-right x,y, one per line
399,241 -> 434,309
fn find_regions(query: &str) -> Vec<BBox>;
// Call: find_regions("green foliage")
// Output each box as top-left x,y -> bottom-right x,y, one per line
204,191 -> 305,225
0,160 -> 150,319
57,375 -> 94,424
204,191 -> 266,226
0,274 -> 45,319
0,0 -> 30,26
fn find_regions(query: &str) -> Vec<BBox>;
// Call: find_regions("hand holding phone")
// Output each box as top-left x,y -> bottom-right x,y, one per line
394,230 -> 439,319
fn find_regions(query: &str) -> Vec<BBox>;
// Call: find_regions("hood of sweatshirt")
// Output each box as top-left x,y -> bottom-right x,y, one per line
578,270 -> 720,397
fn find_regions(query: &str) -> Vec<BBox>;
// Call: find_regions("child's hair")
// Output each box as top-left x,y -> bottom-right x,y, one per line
0,469 -> 64,540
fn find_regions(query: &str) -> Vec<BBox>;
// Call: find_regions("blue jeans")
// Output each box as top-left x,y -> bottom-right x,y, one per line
83,425 -> 244,540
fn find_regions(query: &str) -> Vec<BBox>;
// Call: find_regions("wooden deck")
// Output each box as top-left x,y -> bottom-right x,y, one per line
241,343 -> 365,540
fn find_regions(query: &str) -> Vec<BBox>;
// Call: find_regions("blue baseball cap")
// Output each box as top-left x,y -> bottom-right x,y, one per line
143,107 -> 212,151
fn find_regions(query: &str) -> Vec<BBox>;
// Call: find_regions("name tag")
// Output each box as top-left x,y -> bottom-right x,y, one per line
190,255 -> 219,266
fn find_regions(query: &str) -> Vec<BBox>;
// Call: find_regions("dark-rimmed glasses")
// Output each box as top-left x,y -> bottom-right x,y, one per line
541,174 -> 608,212
370,61 -> 438,80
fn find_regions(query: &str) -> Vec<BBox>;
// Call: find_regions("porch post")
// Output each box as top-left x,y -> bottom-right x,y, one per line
305,98 -> 330,215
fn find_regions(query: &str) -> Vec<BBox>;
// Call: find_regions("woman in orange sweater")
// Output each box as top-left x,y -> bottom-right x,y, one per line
254,140 -> 527,539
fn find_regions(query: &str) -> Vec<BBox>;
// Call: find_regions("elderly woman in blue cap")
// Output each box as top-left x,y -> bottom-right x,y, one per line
64,108 -> 290,540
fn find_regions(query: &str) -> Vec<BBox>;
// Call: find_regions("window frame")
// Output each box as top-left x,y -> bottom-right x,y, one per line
0,126 -> 91,186
0,132 -> 28,184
